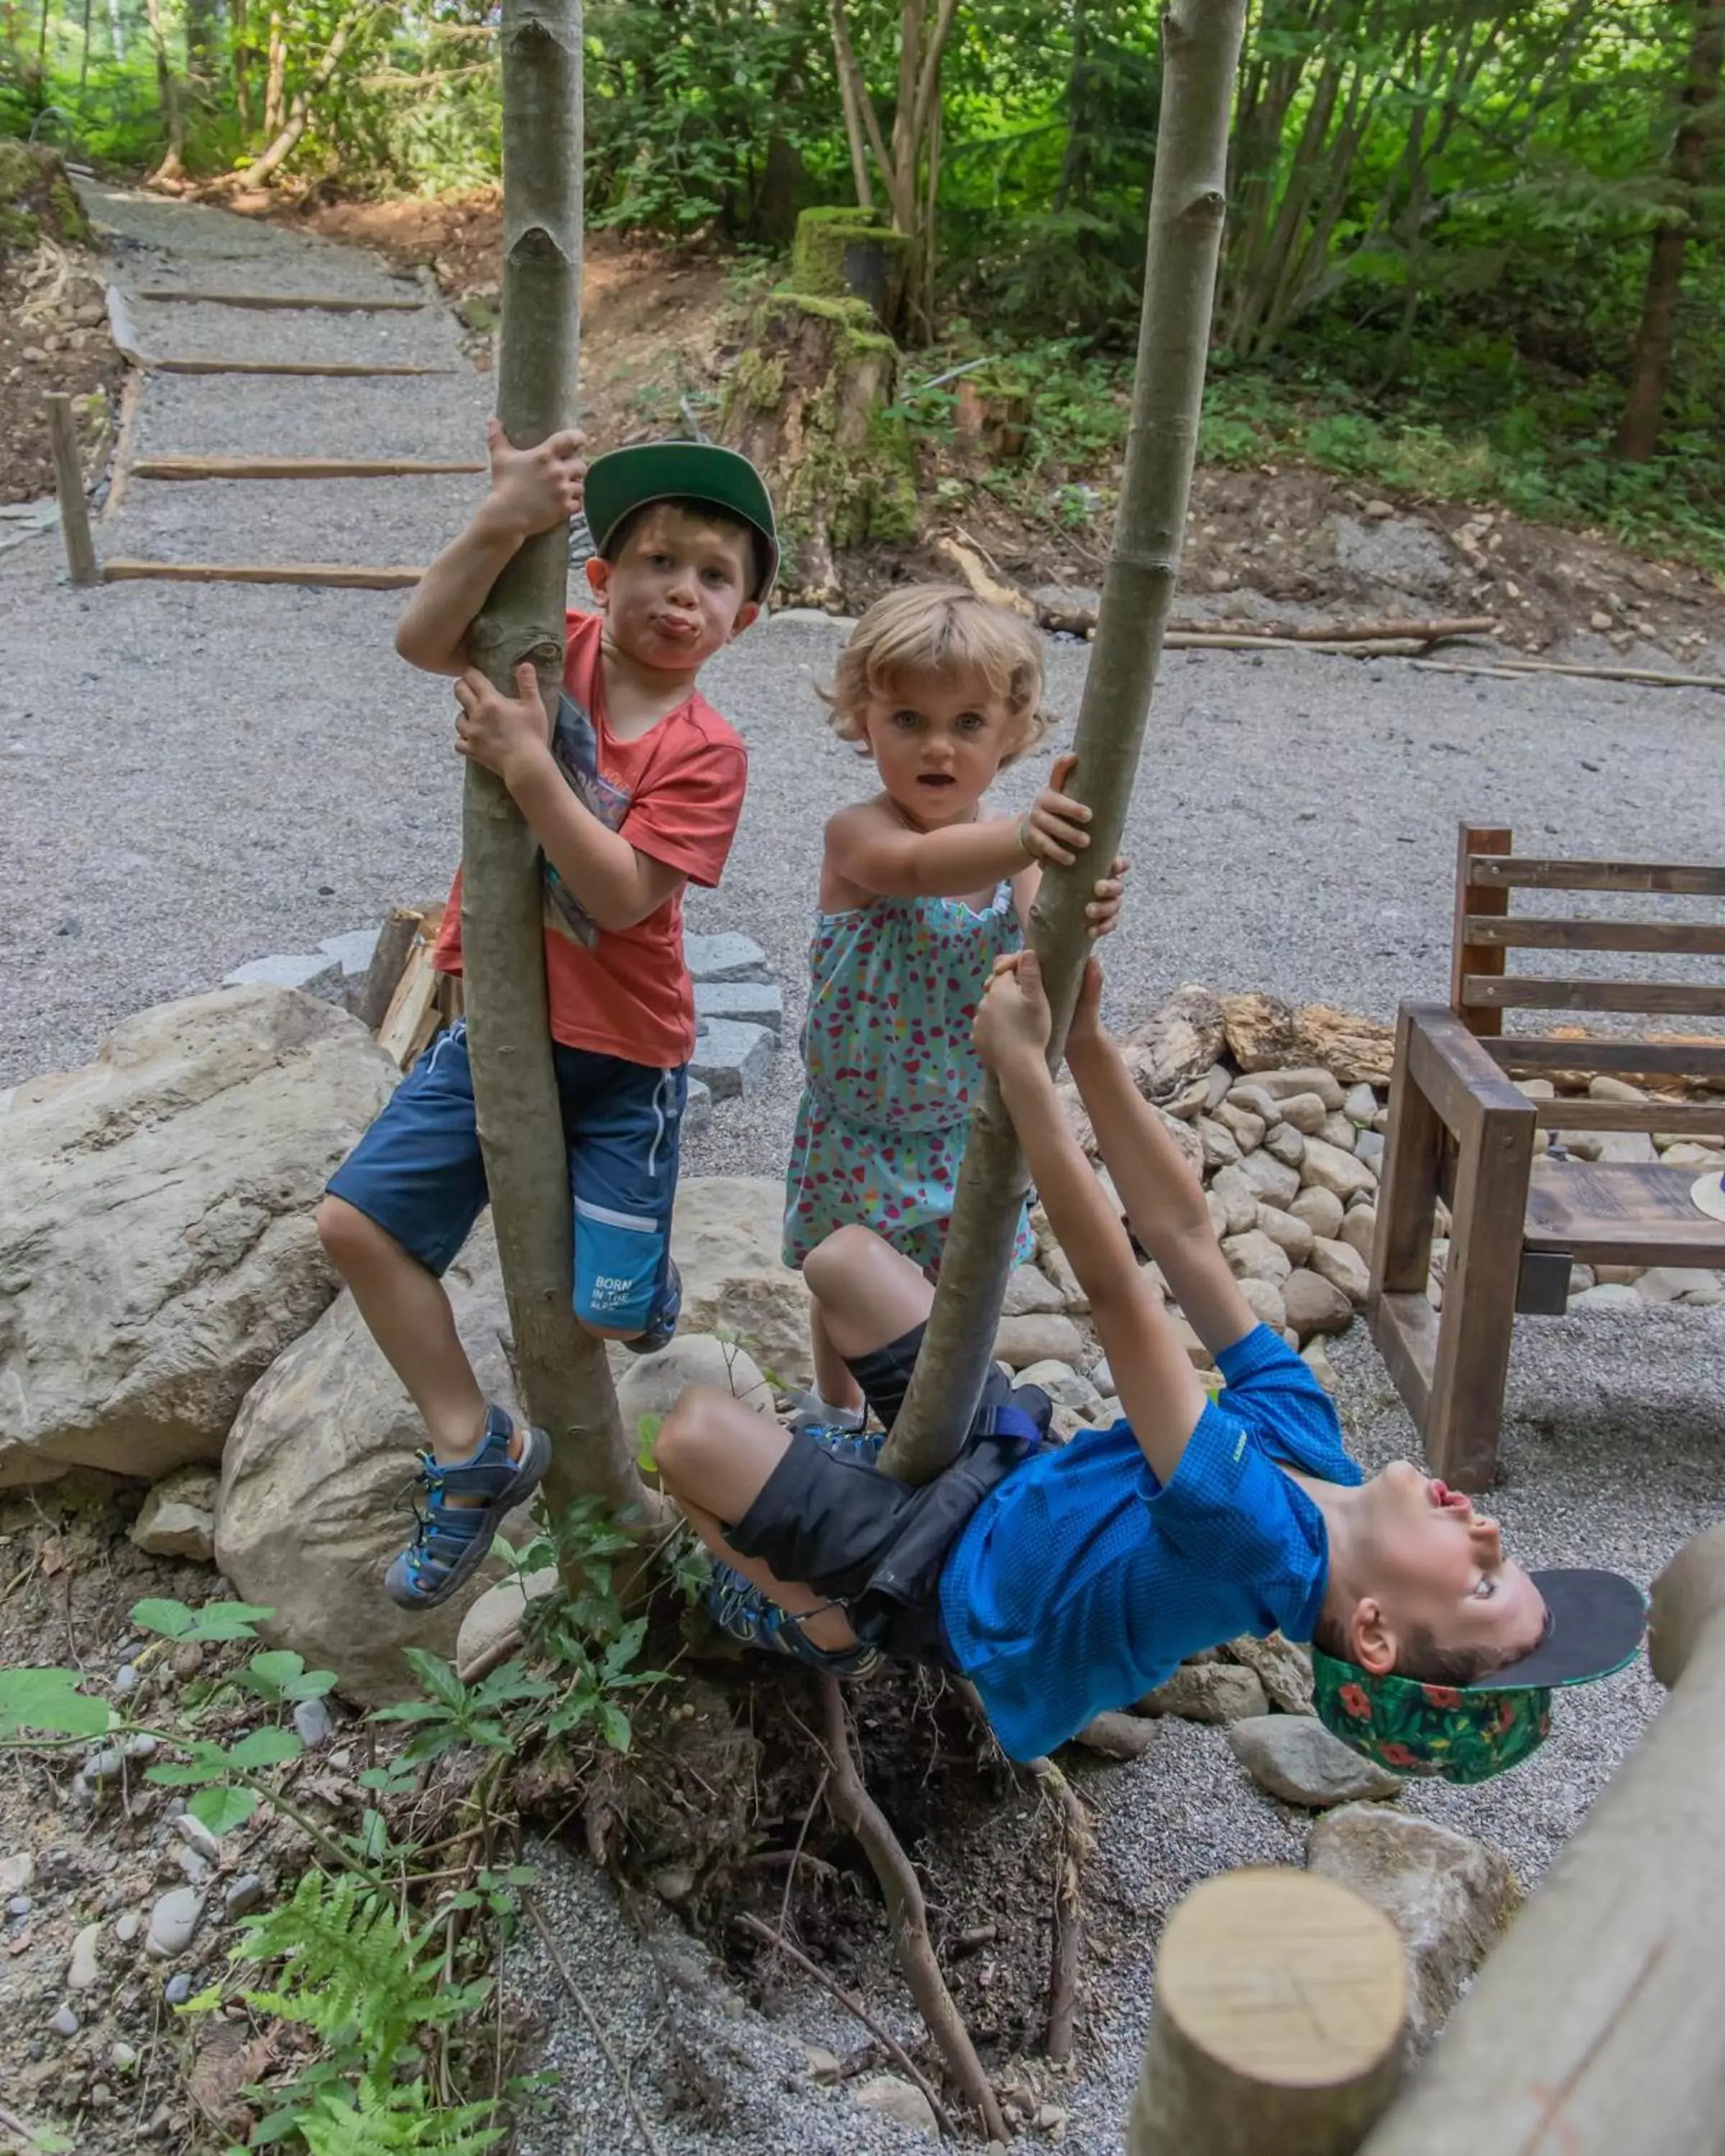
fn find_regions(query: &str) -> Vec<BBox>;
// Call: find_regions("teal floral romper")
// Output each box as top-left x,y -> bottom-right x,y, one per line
782,883 -> 1036,1276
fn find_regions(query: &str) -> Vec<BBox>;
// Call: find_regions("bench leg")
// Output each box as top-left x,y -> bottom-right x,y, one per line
1423,1105 -> 1535,1491
1372,1005 -> 1445,1299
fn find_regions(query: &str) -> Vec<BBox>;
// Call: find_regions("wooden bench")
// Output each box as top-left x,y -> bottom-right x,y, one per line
1368,821 -> 1725,1489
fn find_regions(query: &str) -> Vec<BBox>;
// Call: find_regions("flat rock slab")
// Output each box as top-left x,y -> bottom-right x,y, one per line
689,1017 -> 776,1100
694,978 -> 784,1037
222,952 -> 343,998
684,931 -> 770,984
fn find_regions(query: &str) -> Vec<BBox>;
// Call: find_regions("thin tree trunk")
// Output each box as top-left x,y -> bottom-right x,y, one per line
144,0 -> 185,185
461,0 -> 645,1533
217,9 -> 364,190
78,0 -> 89,88
879,0 -> 1247,1484
829,0 -> 875,209
264,9 -> 285,135
1614,0 -> 1724,460
233,0 -> 253,136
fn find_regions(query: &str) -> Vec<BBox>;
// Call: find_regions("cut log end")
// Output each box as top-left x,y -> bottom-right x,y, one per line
1128,1869 -> 1405,2155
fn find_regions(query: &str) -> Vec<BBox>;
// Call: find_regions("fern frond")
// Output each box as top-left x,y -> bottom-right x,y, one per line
235,1871 -> 461,2067
296,2078 -> 505,2155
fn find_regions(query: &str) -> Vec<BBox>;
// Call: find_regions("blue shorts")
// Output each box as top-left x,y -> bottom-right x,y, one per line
327,1021 -> 686,1337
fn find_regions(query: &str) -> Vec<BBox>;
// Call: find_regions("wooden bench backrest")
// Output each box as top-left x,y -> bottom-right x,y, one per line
1449,821 -> 1725,1127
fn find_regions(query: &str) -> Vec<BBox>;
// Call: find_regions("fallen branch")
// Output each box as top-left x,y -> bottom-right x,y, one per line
1412,654 -> 1725,694
1028,1754 -> 1093,2066
819,1674 -> 1008,2142
527,1899 -> 666,2156
737,1913 -> 957,2137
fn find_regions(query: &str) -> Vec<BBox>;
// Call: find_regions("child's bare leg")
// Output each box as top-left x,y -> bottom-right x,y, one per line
809,1306 -> 865,1417
804,1225 -> 934,1360
316,1196 -> 497,1465
656,1386 -> 858,1651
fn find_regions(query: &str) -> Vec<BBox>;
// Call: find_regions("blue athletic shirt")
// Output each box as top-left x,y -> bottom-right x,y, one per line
939,1325 -> 1362,1761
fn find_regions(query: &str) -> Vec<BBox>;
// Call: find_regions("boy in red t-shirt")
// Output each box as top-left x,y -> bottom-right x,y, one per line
317,425 -> 776,1611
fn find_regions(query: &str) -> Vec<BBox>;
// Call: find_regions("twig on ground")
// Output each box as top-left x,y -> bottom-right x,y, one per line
1410,653 -> 1725,693
776,1766 -> 829,1943
1027,1752 -> 1094,2065
818,1674 -> 1010,2143
736,1912 -> 956,2137
527,1897 -> 666,2156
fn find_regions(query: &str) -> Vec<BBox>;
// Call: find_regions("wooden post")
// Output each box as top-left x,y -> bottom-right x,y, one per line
1357,1527 -> 1725,2156
47,393 -> 97,586
879,0 -> 1248,1482
1127,1869 -> 1406,2156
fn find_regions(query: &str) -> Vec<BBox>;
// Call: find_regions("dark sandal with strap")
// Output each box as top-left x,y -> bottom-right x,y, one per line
383,1405 -> 550,1611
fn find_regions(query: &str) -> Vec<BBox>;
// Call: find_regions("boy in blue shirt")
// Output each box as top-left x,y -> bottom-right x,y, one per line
656,953 -> 1643,1782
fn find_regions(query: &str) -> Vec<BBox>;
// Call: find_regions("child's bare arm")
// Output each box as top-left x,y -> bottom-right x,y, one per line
396,422 -> 586,676
827,750 -> 1096,902
452,663 -> 684,931
976,955 -> 1208,1485
1063,962 -> 1258,1360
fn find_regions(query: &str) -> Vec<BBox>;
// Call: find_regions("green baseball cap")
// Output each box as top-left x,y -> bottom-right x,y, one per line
1311,1568 -> 1646,1784
583,441 -> 779,602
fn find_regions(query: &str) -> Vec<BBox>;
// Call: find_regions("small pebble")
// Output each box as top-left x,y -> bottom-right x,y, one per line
113,1664 -> 139,1695
7,1894 -> 32,1918
50,2004 -> 80,2037
163,1972 -> 193,2007
144,1885 -> 202,1958
170,1643 -> 204,1681
114,1909 -> 142,1944
293,1697 -> 336,1749
224,1873 -> 267,1918
121,1733 -> 158,1762
89,2083 -> 114,2111
172,1814 -> 221,1862
111,2040 -> 139,2072
175,1846 -> 211,1884
68,1920 -> 103,1990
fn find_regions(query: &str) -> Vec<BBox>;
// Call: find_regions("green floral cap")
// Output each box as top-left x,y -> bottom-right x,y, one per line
1310,1568 -> 1645,1785
1312,1652 -> 1551,1784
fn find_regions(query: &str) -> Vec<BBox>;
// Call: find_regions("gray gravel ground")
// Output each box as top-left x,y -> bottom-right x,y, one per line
7,188 -> 1725,2155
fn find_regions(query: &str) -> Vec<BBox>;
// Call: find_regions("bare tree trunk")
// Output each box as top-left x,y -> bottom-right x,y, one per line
216,8 -> 365,190
460,0 -> 646,1534
878,0 -> 1247,1483
264,9 -> 285,135
232,0 -> 254,137
144,0 -> 185,185
826,0 -> 960,331
829,0 -> 875,209
1614,0 -> 1724,461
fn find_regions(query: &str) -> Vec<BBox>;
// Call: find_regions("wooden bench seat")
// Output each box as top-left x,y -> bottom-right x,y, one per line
1368,821 -> 1725,1488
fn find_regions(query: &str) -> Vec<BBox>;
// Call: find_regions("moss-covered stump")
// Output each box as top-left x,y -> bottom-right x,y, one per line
719,292 -> 916,602
0,139 -> 91,254
791,205 -> 912,328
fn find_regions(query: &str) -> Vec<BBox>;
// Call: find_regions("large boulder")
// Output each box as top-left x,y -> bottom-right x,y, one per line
1306,1804 -> 1522,2047
216,1221 -> 527,1705
0,987 -> 396,1489
671,1176 -> 814,1389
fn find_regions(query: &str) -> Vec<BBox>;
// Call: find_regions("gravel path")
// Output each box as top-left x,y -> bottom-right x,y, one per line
5,188 -> 1725,2155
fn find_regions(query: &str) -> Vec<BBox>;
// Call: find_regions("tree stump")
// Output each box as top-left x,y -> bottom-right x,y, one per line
1127,1869 -> 1406,2156
719,292 -> 916,602
791,206 -> 912,328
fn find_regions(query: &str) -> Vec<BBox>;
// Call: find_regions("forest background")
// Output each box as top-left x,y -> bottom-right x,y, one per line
3,0 -> 1723,576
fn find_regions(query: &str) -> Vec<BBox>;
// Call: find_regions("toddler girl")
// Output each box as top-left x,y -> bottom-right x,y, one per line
783,585 -> 1126,1424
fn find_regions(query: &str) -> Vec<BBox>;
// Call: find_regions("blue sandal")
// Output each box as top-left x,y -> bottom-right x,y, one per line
383,1406 -> 551,1611
704,1561 -> 880,1677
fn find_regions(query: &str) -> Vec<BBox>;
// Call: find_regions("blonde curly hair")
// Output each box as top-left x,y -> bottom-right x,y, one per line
822,585 -> 1050,761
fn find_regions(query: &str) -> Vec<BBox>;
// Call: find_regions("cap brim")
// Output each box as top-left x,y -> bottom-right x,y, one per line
583,441 -> 778,601
1472,1568 -> 1646,1692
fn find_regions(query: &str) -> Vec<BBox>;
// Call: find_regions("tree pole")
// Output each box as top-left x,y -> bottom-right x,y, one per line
461,0 -> 648,1534
878,0 -> 1246,1484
